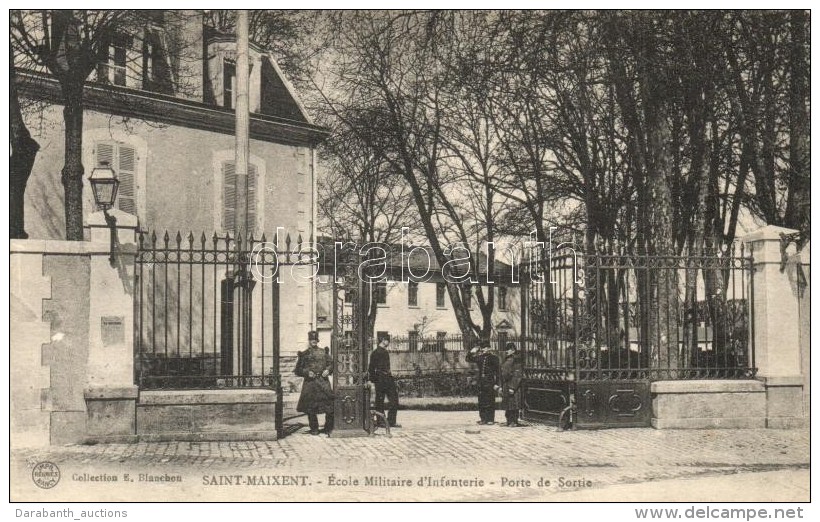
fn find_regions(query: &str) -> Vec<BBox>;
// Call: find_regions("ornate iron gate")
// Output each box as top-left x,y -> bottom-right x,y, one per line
328,246 -> 372,437
521,244 -> 755,430
134,230 -> 315,437
520,251 -> 577,429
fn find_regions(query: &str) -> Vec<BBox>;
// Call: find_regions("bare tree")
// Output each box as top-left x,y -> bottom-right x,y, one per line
11,10 -> 140,240
11,10 -> 211,240
9,46 -> 40,239
313,11 -> 519,344
317,109 -> 418,341
302,9 -> 808,353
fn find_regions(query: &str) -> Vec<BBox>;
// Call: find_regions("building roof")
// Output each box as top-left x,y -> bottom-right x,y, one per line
16,70 -> 328,147
14,11 -> 328,147
203,27 -> 314,125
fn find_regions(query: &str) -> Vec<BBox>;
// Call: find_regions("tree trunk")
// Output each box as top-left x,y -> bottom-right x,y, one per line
786,10 -> 810,236
61,83 -> 86,241
638,15 -> 679,373
645,112 -> 680,373
10,61 -> 39,239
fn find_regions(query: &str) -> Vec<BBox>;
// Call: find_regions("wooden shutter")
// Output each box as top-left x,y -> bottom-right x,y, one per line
247,164 -> 258,235
96,142 -> 114,168
222,162 -> 237,233
117,144 -> 137,215
222,161 -> 259,234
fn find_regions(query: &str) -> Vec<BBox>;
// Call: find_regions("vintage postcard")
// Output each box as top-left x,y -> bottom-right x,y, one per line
8,8 -> 810,504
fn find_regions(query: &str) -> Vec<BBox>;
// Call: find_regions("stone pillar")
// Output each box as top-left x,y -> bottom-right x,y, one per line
10,244 -> 53,447
742,225 -> 807,428
794,242 -> 810,423
83,210 -> 140,442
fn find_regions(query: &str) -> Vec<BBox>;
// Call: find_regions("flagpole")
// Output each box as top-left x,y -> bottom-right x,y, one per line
235,9 -> 250,238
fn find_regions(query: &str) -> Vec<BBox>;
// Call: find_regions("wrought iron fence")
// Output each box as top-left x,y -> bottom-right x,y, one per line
379,243 -> 755,397
522,244 -> 756,381
134,230 -> 312,390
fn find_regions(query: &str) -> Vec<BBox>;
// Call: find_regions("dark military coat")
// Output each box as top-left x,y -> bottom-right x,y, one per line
368,347 -> 394,384
295,346 -> 334,414
500,352 -> 524,410
466,350 -> 500,388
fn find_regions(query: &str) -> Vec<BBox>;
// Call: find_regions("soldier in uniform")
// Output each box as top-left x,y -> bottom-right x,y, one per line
466,340 -> 500,424
295,331 -> 334,435
368,334 -> 401,428
500,342 -> 524,427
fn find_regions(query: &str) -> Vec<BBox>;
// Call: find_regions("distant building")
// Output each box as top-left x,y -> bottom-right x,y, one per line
314,242 -> 521,348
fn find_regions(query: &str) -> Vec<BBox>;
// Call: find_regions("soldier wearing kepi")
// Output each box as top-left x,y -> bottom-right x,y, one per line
466,340 -> 500,425
500,342 -> 524,427
295,331 -> 334,435
368,333 -> 401,428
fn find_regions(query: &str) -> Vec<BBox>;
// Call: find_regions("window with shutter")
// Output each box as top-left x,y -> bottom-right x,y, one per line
247,164 -> 258,235
222,162 -> 237,233
96,143 -> 114,168
94,141 -> 137,216
222,161 -> 259,235
117,145 -> 137,215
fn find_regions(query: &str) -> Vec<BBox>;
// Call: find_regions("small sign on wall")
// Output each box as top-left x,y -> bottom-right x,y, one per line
101,316 -> 124,346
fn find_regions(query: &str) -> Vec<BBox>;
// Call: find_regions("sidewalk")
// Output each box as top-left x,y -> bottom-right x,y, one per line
10,411 -> 809,502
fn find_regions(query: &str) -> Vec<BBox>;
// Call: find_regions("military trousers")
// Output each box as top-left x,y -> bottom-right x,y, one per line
374,377 -> 399,427
307,412 -> 334,433
477,384 -> 496,423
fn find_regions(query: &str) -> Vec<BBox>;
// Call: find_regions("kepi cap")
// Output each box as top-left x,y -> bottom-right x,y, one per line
308,330 -> 319,341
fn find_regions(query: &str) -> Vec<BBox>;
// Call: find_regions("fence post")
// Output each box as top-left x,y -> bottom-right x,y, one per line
742,225 -> 807,428
83,209 -> 140,441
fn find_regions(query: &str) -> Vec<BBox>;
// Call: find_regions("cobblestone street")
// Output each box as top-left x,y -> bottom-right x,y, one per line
10,412 -> 809,502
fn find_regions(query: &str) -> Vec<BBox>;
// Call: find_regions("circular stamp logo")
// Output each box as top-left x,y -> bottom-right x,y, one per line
32,461 -> 60,489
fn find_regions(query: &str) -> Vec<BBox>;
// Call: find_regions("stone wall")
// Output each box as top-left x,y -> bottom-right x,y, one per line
10,240 -> 105,445
10,245 -> 53,447
651,226 -> 809,429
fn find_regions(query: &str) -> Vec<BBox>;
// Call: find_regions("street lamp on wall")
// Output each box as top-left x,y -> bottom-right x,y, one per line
89,161 -> 119,211
89,162 -> 120,264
